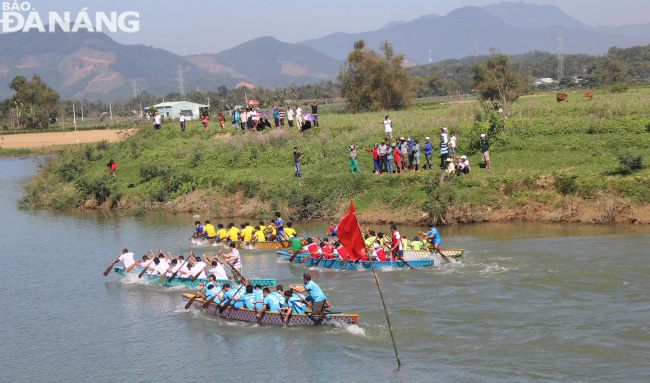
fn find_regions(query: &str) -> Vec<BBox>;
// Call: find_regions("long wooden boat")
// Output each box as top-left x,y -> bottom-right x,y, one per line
276,248 -> 464,270
182,293 -> 359,326
113,267 -> 276,287
191,237 -> 308,249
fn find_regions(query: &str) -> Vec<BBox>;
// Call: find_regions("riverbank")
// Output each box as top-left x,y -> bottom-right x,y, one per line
18,88 -> 650,224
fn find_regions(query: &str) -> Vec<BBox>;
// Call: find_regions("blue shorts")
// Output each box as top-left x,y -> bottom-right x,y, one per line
450,147 -> 456,154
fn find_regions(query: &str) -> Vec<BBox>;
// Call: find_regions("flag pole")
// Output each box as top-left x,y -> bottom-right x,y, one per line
368,254 -> 401,369
354,211 -> 401,369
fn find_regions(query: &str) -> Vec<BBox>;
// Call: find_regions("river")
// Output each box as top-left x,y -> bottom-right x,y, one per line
1,157 -> 648,382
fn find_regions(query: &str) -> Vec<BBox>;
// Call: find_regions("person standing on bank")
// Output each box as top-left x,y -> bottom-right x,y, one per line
383,115 -> 393,140
423,136 -> 433,170
106,159 -> 117,181
348,145 -> 361,173
287,107 -> 294,128
439,136 -> 450,169
179,112 -> 186,132
153,112 -> 161,130
480,133 -> 491,170
294,147 -> 304,178
311,102 -> 319,127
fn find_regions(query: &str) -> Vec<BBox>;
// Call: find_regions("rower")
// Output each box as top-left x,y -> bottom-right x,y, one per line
136,254 -> 151,271
240,222 -> 254,243
217,224 -> 228,242
201,275 -> 221,300
333,241 -> 346,261
284,222 -> 297,240
280,290 -> 307,326
258,287 -> 281,318
203,220 -> 217,241
253,225 -> 266,242
227,223 -> 240,242
288,234 -> 304,255
410,236 -> 424,250
272,285 -> 286,307
372,241 -> 388,261
180,262 -> 194,278
206,257 -> 228,280
222,282 -> 242,308
253,284 -> 264,310
217,283 -> 231,305
364,230 -> 377,247
270,212 -> 285,242
148,257 -> 161,274
193,221 -> 204,238
166,259 -> 179,276
389,224 -> 404,261
117,248 -> 135,269
303,237 -> 321,259
223,242 -> 242,278
192,255 -> 208,279
290,272 -> 330,314
321,238 -> 334,259
241,285 -> 256,309
422,223 -> 441,251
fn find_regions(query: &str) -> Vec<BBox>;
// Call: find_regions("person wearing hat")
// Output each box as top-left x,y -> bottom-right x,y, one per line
480,134 -> 491,170
423,137 -> 433,170
457,155 -> 470,174
392,142 -> 402,174
440,157 -> 455,183
439,136 -> 450,169
411,139 -> 420,172
399,137 -> 409,171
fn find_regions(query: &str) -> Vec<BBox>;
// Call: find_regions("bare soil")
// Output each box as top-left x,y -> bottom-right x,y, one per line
0,129 -> 134,150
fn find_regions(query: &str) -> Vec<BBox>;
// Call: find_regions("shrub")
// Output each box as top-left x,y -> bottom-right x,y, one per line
610,84 -> 629,93
554,174 -> 578,195
615,151 -> 644,174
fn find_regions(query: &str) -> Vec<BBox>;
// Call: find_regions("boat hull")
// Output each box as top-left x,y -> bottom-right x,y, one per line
182,293 -> 358,326
113,267 -> 276,287
276,251 -> 436,269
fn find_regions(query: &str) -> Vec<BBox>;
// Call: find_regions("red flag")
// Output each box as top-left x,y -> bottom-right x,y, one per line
337,200 -> 366,261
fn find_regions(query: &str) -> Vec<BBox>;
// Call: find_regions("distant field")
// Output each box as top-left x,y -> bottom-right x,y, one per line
19,87 -> 650,224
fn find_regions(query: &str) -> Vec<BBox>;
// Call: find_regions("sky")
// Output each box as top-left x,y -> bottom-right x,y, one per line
9,0 -> 650,55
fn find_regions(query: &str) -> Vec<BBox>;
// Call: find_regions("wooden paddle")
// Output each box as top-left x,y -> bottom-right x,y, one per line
216,251 -> 244,281
138,250 -> 157,278
290,288 -> 333,316
184,284 -> 206,309
124,250 -> 153,273
339,254 -> 348,267
219,282 -> 247,314
288,249 -> 304,263
103,256 -> 121,276
436,248 -> 451,263
201,286 -> 220,309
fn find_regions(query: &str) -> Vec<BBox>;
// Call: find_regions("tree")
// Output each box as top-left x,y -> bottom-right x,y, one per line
7,75 -> 59,128
338,40 -> 413,112
591,56 -> 628,84
470,54 -> 527,117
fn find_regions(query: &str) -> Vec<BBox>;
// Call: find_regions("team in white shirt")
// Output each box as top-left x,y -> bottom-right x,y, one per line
117,249 -> 233,281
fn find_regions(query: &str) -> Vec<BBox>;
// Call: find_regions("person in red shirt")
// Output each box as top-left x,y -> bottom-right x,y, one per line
392,143 -> 402,174
364,143 -> 380,174
390,224 -> 404,261
106,159 -> 117,181
320,238 -> 335,259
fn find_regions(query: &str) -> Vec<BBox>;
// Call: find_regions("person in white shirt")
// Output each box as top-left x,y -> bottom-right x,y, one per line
179,113 -> 186,132
192,255 -> 208,280
383,116 -> 393,140
153,113 -> 161,130
117,248 -> 135,269
296,107 -> 303,129
287,107 -> 295,127
206,259 -> 228,280
459,155 -> 470,174
223,243 -> 242,278
449,132 -> 457,160
440,126 -> 448,142
166,259 -> 180,277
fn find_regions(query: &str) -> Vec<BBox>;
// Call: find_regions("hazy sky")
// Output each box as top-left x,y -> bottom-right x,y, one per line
12,0 -> 650,55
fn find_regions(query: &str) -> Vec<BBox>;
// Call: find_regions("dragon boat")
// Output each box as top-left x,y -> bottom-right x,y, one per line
275,248 -> 464,270
182,293 -> 359,326
113,267 -> 276,287
190,237 -> 308,249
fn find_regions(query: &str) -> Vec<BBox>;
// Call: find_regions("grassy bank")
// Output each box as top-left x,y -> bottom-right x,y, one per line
19,88 -> 650,224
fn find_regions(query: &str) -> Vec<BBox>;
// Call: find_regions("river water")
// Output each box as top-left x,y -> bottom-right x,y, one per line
1,157 -> 649,382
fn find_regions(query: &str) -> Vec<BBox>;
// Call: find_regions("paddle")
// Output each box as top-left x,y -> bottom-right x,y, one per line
290,288 -> 333,316
184,284 -> 206,309
103,254 -> 122,276
216,251 -> 244,281
301,237 -> 320,263
436,248 -> 451,263
339,254 -> 348,267
124,250 -> 153,273
191,255 -> 208,282
219,282 -> 247,314
138,251 -> 156,278
201,289 -> 220,309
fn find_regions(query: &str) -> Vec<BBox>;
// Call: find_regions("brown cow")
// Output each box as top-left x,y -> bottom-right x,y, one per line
584,91 -> 593,101
556,93 -> 568,103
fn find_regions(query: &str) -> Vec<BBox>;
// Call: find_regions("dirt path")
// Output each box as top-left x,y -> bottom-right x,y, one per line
0,129 -> 135,149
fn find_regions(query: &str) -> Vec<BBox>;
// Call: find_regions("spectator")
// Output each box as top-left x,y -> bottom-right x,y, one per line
386,142 -> 394,174
440,158 -> 455,184
412,139 -> 420,172
348,145 -> 361,173
440,126 -> 448,142
449,132 -> 457,160
399,137 -> 409,171
240,109 -> 247,130
287,107 -> 294,127
439,136 -> 450,168
392,143 -> 402,174
480,134 -> 491,170
278,108 -> 285,128
296,106 -> 303,130
273,106 -> 279,128
153,112 -> 161,130
365,143 -> 380,175
293,147 -> 304,178
378,140 -> 389,173
456,155 -> 470,174
423,137 -> 433,170
311,103 -> 319,127
383,115 -> 393,140
179,112 -> 186,132
202,113 -> 209,132
106,159 -> 117,181
218,112 -> 225,130
408,137 -> 415,170
234,109 -> 240,131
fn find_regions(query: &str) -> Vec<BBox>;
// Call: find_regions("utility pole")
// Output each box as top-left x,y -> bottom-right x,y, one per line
475,42 -> 479,57
428,49 -> 432,64
557,32 -> 564,82
110,103 -> 113,121
178,65 -> 185,100
81,104 -> 84,121
131,79 -> 137,98
73,103 -> 77,131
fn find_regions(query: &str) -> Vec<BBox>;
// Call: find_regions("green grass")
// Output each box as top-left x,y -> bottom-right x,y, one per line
0,147 -> 34,157
19,87 -> 650,223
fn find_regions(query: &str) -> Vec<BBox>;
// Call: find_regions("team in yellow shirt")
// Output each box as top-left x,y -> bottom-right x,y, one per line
195,220 -> 298,243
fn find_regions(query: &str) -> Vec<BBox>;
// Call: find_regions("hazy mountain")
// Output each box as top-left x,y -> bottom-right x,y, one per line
298,6 -> 649,63
188,36 -> 342,88
0,32 -> 340,101
483,1 -> 589,29
380,14 -> 440,30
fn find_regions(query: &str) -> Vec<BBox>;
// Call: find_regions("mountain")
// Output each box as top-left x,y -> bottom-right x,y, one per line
380,14 -> 440,30
0,32 -> 340,101
299,4 -> 650,63
483,1 -> 589,29
187,37 -> 342,88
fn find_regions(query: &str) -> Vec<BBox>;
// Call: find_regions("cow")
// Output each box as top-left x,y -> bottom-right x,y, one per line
556,93 -> 568,103
584,91 -> 593,101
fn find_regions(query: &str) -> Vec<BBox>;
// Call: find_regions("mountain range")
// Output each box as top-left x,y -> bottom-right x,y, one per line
0,1 -> 649,101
